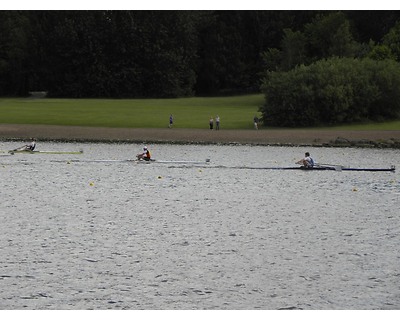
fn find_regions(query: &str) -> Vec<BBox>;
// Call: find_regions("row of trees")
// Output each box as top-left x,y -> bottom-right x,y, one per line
1,11 -> 400,126
1,11 -> 400,99
261,58 -> 400,127
260,12 -> 400,126
1,11 -> 201,97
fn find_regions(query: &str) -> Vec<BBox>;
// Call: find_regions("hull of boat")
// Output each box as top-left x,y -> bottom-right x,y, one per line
254,166 -> 395,172
53,158 -> 210,164
138,159 -> 210,164
9,150 -> 83,154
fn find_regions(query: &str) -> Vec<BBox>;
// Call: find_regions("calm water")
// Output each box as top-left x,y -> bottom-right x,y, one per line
0,142 -> 399,310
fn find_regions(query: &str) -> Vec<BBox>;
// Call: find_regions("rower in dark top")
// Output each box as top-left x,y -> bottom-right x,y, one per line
137,146 -> 151,161
296,152 -> 314,167
13,138 -> 36,151
27,138 -> 36,151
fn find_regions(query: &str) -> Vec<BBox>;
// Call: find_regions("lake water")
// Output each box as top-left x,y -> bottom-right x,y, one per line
0,142 -> 399,310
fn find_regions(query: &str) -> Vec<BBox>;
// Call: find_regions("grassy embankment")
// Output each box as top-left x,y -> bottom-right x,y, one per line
0,94 -> 399,130
0,95 -> 263,130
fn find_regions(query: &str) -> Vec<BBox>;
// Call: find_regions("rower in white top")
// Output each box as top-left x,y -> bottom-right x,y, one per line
296,152 -> 314,168
12,138 -> 36,152
137,146 -> 151,161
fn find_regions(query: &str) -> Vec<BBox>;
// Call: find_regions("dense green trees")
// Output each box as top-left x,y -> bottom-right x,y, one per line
0,11 -> 33,96
1,11 -> 202,98
29,11 -> 200,98
1,10 -> 400,126
0,10 -> 371,98
260,12 -> 400,126
261,58 -> 400,127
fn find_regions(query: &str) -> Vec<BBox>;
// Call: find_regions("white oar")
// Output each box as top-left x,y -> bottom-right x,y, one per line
315,162 -> 343,171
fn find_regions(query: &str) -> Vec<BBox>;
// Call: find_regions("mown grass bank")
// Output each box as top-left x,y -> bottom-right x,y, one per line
0,95 -> 264,130
1,94 -> 399,130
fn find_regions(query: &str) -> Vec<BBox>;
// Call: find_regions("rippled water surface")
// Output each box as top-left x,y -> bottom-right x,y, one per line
1,142 -> 399,309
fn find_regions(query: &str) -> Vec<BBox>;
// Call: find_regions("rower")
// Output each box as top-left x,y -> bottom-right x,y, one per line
13,138 -> 36,152
137,146 -> 151,161
26,138 -> 36,151
296,152 -> 314,167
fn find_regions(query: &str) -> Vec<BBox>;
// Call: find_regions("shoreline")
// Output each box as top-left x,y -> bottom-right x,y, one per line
1,124 -> 400,148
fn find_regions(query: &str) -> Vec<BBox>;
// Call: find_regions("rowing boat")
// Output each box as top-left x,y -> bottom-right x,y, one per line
237,165 -> 395,172
8,150 -> 83,155
138,158 -> 211,164
52,158 -> 210,164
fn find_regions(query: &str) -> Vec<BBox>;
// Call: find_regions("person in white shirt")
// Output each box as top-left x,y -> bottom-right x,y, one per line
137,146 -> 151,161
253,115 -> 259,129
296,152 -> 314,167
215,115 -> 220,130
26,138 -> 36,151
13,138 -> 36,151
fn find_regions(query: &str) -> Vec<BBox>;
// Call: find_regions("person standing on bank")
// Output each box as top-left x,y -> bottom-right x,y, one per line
169,114 -> 173,128
215,115 -> 220,130
209,117 -> 214,130
254,115 -> 259,130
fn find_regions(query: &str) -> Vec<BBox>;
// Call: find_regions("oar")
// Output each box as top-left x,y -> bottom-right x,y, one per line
9,145 -> 28,153
315,162 -> 344,171
0,150 -> 15,155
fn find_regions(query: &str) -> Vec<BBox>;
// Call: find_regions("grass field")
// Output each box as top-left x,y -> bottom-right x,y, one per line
0,95 -> 264,130
1,94 -> 399,130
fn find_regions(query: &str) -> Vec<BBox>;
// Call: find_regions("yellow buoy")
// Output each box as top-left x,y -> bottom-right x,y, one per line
352,188 -> 357,192
90,182 -> 94,186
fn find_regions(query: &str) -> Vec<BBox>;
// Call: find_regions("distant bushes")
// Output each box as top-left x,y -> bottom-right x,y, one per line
260,57 -> 400,127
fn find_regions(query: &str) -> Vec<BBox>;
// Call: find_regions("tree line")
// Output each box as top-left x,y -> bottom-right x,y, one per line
1,11 -> 400,126
260,11 -> 400,126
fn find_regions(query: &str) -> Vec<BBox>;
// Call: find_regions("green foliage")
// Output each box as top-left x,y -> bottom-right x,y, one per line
304,12 -> 360,60
42,11 -> 200,98
2,11 -> 400,99
0,12 -> 32,95
280,28 -> 307,70
367,44 -> 396,61
260,12 -> 363,76
383,20 -> 400,61
261,58 -> 400,127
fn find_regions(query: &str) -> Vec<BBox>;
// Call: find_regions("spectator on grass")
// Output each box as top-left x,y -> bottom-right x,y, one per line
254,115 -> 259,130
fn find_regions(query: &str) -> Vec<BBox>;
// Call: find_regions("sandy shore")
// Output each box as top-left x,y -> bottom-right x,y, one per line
1,123 -> 400,147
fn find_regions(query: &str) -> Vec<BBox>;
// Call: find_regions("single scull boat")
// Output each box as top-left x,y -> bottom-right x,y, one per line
8,150 -> 83,155
52,158 -> 210,164
232,165 -> 395,172
138,158 -> 211,164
